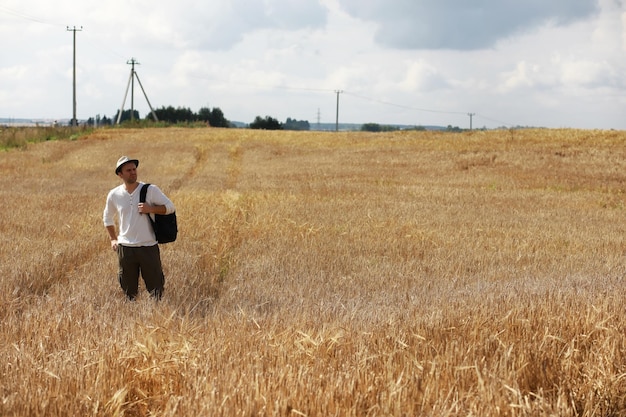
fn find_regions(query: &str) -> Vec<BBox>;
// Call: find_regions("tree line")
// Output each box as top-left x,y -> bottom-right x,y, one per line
86,106 -> 448,132
248,116 -> 310,130
87,106 -> 231,127
86,107 -> 311,131
85,107 -> 441,132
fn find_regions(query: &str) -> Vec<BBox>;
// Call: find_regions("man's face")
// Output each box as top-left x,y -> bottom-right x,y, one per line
118,162 -> 138,184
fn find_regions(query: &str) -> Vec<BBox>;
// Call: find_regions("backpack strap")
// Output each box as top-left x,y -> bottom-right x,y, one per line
139,183 -> 156,228
139,183 -> 151,203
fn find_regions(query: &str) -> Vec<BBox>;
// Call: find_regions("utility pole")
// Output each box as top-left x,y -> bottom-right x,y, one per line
128,58 -> 137,122
335,90 -> 343,132
117,58 -> 159,124
316,108 -> 321,130
467,113 -> 475,130
67,26 -> 82,126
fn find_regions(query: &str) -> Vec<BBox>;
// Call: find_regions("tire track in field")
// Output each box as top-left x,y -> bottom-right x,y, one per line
169,144 -> 208,191
169,141 -> 243,192
166,141 -> 250,313
208,141 -> 248,292
225,142 -> 243,190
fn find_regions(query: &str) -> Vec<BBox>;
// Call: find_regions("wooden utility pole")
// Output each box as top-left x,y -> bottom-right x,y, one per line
468,113 -> 475,130
129,58 -> 137,121
67,26 -> 82,126
335,90 -> 343,132
116,58 -> 159,124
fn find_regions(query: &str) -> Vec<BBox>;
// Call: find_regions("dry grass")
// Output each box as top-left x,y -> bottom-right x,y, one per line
1,127 -> 626,416
0,125 -> 92,149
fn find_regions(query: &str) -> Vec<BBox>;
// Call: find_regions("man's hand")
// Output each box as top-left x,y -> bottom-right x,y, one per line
138,203 -> 166,215
138,202 -> 152,214
106,225 -> 118,251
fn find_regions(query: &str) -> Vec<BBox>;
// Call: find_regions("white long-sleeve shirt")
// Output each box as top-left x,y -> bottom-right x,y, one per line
103,182 -> 176,246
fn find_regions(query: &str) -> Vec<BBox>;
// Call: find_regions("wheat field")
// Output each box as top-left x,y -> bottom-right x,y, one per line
1,127 -> 625,416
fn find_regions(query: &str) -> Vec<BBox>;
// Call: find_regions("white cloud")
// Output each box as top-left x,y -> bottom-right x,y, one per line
623,12 -> 626,51
0,0 -> 624,129
560,60 -> 619,88
499,61 -> 541,92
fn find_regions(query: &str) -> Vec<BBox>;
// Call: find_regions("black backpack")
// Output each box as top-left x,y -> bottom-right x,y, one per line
140,183 -> 178,244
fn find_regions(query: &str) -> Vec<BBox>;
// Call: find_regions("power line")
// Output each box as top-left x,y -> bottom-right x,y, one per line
0,4 -> 64,27
342,91 -> 467,116
274,85 -> 334,93
474,113 -> 515,128
343,91 -> 515,128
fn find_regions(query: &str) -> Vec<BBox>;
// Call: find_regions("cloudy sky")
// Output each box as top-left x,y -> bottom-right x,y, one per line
1,0 -> 625,129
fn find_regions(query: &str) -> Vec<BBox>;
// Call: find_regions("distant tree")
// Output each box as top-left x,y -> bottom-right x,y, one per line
361,123 -> 399,132
210,108 -> 230,127
153,106 -> 195,123
250,116 -> 283,130
174,107 -> 194,123
446,125 -> 463,133
197,107 -> 211,125
154,106 -> 175,123
113,109 -> 140,124
86,114 -> 106,127
362,123 -> 382,132
198,106 -> 230,127
284,118 -> 310,131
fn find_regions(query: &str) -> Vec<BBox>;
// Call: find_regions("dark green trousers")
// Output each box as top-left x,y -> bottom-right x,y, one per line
117,244 -> 165,300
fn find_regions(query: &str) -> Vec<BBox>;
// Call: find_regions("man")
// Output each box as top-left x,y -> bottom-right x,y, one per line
103,156 -> 176,300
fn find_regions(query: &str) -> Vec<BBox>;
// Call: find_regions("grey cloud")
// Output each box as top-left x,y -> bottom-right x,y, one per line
337,0 -> 599,50
184,0 -> 327,50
